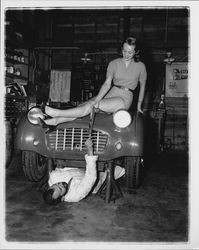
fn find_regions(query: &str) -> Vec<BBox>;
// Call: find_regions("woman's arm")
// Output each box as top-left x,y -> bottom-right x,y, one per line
137,80 -> 146,113
137,63 -> 147,113
94,75 -> 112,103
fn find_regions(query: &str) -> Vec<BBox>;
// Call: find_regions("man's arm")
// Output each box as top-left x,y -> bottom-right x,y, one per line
63,154 -> 98,202
63,139 -> 98,202
86,136 -> 94,156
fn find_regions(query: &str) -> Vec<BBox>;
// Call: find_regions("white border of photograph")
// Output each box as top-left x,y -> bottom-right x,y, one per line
1,1 -> 199,249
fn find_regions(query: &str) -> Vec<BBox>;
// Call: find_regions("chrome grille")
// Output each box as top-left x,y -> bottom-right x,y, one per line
47,128 -> 108,153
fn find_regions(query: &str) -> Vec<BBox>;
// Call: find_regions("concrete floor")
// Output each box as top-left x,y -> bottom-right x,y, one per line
5,151 -> 188,243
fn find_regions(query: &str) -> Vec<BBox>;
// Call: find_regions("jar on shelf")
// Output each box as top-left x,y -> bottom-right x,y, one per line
7,66 -> 14,74
21,56 -> 25,63
15,68 -> 21,76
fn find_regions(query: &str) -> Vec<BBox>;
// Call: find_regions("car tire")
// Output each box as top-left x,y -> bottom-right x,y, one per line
22,151 -> 47,182
125,156 -> 142,192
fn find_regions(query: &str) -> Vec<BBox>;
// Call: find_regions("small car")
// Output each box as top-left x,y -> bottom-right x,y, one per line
14,106 -> 144,192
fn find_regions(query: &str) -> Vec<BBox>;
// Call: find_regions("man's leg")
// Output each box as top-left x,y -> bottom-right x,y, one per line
92,165 -> 125,194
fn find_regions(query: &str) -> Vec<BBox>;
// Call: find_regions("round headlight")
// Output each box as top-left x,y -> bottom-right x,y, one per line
113,110 -> 132,128
27,107 -> 45,125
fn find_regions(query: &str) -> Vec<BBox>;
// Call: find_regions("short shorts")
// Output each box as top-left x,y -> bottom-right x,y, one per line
104,86 -> 134,110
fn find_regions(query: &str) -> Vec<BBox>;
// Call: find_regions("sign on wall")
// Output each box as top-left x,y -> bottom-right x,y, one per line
165,63 -> 188,98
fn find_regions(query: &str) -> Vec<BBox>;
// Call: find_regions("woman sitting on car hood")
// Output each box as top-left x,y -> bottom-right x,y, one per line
42,36 -> 147,126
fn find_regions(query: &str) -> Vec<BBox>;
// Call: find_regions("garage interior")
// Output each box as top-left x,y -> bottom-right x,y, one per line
4,7 -> 189,244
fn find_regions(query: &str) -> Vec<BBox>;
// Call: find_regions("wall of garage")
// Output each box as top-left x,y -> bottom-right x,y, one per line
5,7 -> 189,151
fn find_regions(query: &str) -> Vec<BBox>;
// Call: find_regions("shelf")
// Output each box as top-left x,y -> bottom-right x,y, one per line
6,38 -> 29,49
6,47 -> 28,56
6,72 -> 27,80
6,58 -> 28,66
6,94 -> 28,100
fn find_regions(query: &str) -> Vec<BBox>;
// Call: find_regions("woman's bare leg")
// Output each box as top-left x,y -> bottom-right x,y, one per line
44,97 -> 126,126
44,116 -> 76,126
45,99 -> 95,118
97,97 -> 126,113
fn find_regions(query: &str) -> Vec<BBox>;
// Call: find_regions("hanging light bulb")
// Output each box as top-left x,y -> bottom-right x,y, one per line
164,51 -> 175,65
80,52 -> 92,63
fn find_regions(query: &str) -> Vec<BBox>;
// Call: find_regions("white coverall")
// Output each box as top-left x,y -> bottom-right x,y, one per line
48,154 -> 125,202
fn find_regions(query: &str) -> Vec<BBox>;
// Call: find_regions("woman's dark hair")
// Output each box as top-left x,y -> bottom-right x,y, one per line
121,37 -> 141,62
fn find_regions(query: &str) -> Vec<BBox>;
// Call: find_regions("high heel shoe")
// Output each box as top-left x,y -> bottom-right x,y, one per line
39,118 -> 57,132
37,104 -> 52,120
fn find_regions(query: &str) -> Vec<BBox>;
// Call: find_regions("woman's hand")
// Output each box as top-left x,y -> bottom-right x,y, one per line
137,101 -> 143,113
89,99 -> 97,108
88,98 -> 99,110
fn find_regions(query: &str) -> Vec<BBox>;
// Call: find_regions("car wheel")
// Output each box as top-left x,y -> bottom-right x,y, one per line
22,151 -> 47,182
125,156 -> 142,192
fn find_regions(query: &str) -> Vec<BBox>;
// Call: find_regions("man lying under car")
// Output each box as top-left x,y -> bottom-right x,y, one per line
42,138 -> 125,205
